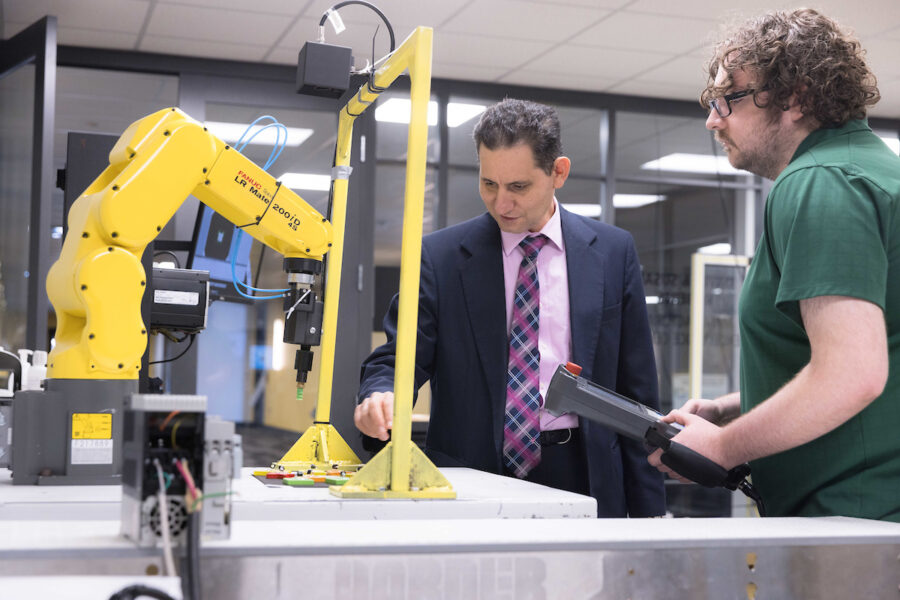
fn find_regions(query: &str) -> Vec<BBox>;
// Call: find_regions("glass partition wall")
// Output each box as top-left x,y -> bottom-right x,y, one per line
614,111 -> 763,413
21,45 -> 900,513
0,64 -> 36,353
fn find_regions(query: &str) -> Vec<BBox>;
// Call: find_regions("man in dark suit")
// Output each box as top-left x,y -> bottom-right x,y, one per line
356,98 -> 665,517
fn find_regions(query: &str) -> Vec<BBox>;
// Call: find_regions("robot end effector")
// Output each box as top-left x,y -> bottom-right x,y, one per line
283,257 -> 324,392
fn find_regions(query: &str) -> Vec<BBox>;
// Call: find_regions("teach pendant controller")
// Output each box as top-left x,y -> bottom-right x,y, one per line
544,363 -> 764,515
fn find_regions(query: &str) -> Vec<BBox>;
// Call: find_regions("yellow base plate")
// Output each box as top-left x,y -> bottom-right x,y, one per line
329,439 -> 456,499
270,423 -> 362,471
328,486 -> 456,499
271,461 -> 363,472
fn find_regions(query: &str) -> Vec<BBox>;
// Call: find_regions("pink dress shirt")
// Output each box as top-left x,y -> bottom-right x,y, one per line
501,199 -> 578,431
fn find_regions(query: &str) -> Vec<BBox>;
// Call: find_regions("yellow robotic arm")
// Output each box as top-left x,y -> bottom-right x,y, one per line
47,107 -> 332,380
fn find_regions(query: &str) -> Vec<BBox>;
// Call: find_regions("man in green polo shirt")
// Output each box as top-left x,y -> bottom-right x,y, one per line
649,8 -> 900,521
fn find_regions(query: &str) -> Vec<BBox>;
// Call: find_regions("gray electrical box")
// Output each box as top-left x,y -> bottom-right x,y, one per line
121,394 -> 206,547
0,399 -> 11,470
120,394 -> 234,546
11,379 -> 133,485
201,416 -> 235,541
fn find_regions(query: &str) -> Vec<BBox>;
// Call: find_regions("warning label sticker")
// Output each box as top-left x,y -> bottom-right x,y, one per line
72,413 -> 112,439
71,439 -> 114,465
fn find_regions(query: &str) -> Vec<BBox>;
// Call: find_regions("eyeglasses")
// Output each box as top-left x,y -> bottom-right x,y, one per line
708,89 -> 756,118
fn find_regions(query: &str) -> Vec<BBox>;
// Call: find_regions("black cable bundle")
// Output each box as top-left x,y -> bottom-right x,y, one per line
180,511 -> 202,600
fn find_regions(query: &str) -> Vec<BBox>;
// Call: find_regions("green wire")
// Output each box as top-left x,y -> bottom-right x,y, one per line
189,491 -> 236,513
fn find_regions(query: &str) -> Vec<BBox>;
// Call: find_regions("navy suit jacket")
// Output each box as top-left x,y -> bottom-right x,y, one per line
360,208 -> 666,517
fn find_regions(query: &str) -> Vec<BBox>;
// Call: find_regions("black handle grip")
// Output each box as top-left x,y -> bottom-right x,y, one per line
660,440 -> 731,488
645,422 -> 751,491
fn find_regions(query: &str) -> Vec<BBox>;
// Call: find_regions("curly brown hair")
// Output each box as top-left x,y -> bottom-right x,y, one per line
701,8 -> 879,128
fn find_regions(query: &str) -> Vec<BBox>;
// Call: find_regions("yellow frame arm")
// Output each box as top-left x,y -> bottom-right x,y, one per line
275,26 -> 452,497
331,26 -> 453,498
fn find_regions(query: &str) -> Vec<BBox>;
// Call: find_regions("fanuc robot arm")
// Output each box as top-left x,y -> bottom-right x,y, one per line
47,107 -> 331,386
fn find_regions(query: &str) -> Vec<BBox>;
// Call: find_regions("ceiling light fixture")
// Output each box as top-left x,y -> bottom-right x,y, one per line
374,98 -> 486,127
878,135 -> 900,155
562,194 -> 666,217
614,194 -> 665,208
205,121 -> 313,147
278,173 -> 332,191
641,153 -> 748,175
562,203 -> 602,218
697,242 -> 732,255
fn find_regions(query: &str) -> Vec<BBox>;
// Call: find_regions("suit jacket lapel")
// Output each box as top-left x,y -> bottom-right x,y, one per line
561,208 -> 605,377
458,214 -> 507,444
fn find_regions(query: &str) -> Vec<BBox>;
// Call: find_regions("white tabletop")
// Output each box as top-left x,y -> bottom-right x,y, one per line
0,576 -> 182,599
231,467 -> 596,519
2,516 -> 898,559
0,467 -> 597,521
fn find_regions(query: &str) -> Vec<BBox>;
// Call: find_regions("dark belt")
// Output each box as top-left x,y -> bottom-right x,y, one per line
538,428 -> 575,446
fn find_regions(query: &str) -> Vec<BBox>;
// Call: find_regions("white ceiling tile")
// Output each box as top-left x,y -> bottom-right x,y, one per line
608,78 -> 707,102
434,32 -> 552,69
630,0 -> 900,36
688,43 -> 717,60
783,0 -> 900,36
145,3 -> 290,43
3,0 -> 899,119
571,11 -> 720,54
528,0 -> 631,7
5,0 -> 151,33
862,38 -> 900,86
442,0 -> 612,43
57,26 -> 140,50
626,0 -> 760,20
524,44 -> 672,81
432,61 -> 510,81
265,46 -> 301,65
140,35 -> 269,62
631,55 -> 710,91
498,69 -> 620,93
156,0 -> 302,16
302,0 -> 473,27
280,17 -> 329,45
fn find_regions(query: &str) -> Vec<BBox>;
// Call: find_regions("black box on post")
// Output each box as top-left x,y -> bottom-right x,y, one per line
296,41 -> 353,98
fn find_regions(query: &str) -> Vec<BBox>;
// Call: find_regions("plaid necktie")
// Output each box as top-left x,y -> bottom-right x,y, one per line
503,234 -> 549,478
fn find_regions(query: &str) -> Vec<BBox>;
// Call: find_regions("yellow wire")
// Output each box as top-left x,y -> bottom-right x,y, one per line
171,420 -> 182,450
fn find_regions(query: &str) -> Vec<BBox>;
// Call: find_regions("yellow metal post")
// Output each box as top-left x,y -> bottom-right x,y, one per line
272,85 -> 361,471
390,25 -> 430,495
